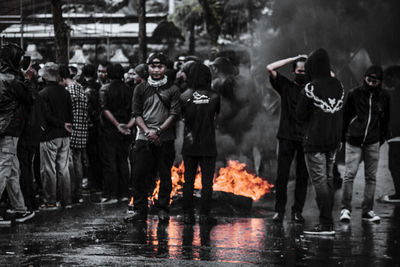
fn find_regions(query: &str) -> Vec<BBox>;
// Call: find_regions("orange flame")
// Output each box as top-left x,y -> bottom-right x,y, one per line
149,160 -> 273,203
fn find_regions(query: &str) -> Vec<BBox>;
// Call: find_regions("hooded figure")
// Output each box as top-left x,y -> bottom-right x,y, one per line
298,48 -> 344,152
297,48 -> 344,235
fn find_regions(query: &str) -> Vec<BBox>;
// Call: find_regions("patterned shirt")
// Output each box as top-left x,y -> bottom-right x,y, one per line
67,83 -> 88,148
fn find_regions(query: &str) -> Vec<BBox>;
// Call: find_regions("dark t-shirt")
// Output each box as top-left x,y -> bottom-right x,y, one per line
270,72 -> 304,141
99,80 -> 133,140
180,88 -> 220,157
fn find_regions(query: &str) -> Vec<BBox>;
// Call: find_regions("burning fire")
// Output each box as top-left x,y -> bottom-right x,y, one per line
150,160 -> 273,203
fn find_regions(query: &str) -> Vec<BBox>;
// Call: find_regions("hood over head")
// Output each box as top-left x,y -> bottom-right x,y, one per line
188,62 -> 212,90
305,48 -> 331,80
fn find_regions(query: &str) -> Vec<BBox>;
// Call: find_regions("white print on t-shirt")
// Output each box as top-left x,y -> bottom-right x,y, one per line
305,83 -> 344,113
193,91 -> 210,104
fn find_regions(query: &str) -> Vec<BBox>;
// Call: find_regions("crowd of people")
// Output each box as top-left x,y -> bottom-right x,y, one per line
0,42 -> 220,226
0,42 -> 399,237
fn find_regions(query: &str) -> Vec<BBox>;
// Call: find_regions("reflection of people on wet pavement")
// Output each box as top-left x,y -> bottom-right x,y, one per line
267,54 -> 309,223
340,66 -> 390,223
180,62 -> 220,225
297,48 -> 344,236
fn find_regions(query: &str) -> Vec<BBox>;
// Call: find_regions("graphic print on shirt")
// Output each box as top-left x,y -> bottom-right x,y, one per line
193,91 -> 210,104
305,83 -> 344,113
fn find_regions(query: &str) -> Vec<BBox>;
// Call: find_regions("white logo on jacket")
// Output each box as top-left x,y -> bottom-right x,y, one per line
193,91 -> 210,104
305,83 -> 344,113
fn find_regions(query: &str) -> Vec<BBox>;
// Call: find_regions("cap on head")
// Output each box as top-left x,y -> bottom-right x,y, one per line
146,52 -> 168,65
365,65 -> 383,81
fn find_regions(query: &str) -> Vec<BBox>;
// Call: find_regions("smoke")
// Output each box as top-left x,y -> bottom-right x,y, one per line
252,0 -> 400,89
212,64 -> 279,177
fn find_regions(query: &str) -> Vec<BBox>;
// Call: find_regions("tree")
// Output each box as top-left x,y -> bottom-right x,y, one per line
138,0 -> 147,63
170,0 -> 203,54
51,0 -> 69,65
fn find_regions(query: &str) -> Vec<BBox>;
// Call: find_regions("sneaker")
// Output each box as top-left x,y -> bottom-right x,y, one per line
272,212 -> 284,222
40,203 -> 58,211
381,195 -> 400,203
362,210 -> 380,222
158,210 -> 170,222
183,213 -> 195,224
126,206 -> 135,214
291,212 -> 305,223
303,224 -> 335,236
15,211 -> 35,223
124,211 -> 147,223
98,198 -> 118,204
340,209 -> 351,222
199,214 -> 217,225
0,216 -> 11,226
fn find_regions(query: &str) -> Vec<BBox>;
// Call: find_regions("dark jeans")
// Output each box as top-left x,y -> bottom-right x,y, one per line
71,148 -> 89,202
17,142 -> 38,211
132,140 -> 175,214
389,142 -> 400,196
87,127 -> 103,192
102,136 -> 130,199
305,150 -> 336,226
275,139 -> 309,214
183,156 -> 216,216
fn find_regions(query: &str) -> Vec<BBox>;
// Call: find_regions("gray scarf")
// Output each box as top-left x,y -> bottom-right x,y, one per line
148,76 -> 168,87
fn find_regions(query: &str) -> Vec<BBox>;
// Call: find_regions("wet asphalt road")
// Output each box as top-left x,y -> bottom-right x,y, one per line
1,144 -> 400,266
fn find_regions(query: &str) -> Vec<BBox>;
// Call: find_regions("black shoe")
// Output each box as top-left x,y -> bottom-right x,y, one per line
199,214 -> 217,225
124,211 -> 147,223
291,212 -> 305,223
183,213 -> 195,224
15,211 -> 35,223
158,210 -> 170,222
272,212 -> 284,222
303,224 -> 335,236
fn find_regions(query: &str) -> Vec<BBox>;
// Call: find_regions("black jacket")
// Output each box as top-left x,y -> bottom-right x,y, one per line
39,81 -> 73,141
343,84 -> 390,146
297,48 -> 344,153
0,61 -> 33,137
388,87 -> 400,139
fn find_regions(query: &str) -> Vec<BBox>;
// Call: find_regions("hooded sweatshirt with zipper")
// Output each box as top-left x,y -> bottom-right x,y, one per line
342,72 -> 390,147
296,48 -> 344,153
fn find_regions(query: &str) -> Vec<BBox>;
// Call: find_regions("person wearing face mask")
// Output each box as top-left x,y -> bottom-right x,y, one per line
266,55 -> 309,223
339,65 -> 390,223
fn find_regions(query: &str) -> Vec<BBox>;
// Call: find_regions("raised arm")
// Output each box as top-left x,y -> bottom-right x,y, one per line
266,54 -> 308,79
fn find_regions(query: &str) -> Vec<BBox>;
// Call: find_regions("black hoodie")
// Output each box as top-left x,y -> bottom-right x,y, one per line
296,48 -> 344,152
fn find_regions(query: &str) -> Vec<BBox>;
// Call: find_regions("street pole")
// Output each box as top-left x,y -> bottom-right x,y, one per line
20,0 -> 24,48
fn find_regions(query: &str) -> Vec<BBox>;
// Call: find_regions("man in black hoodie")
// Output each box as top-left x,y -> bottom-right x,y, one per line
267,54 -> 309,223
297,48 -> 344,235
0,43 -> 35,223
340,66 -> 390,223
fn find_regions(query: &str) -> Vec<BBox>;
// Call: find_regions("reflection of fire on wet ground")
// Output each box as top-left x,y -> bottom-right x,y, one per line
131,160 -> 273,214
